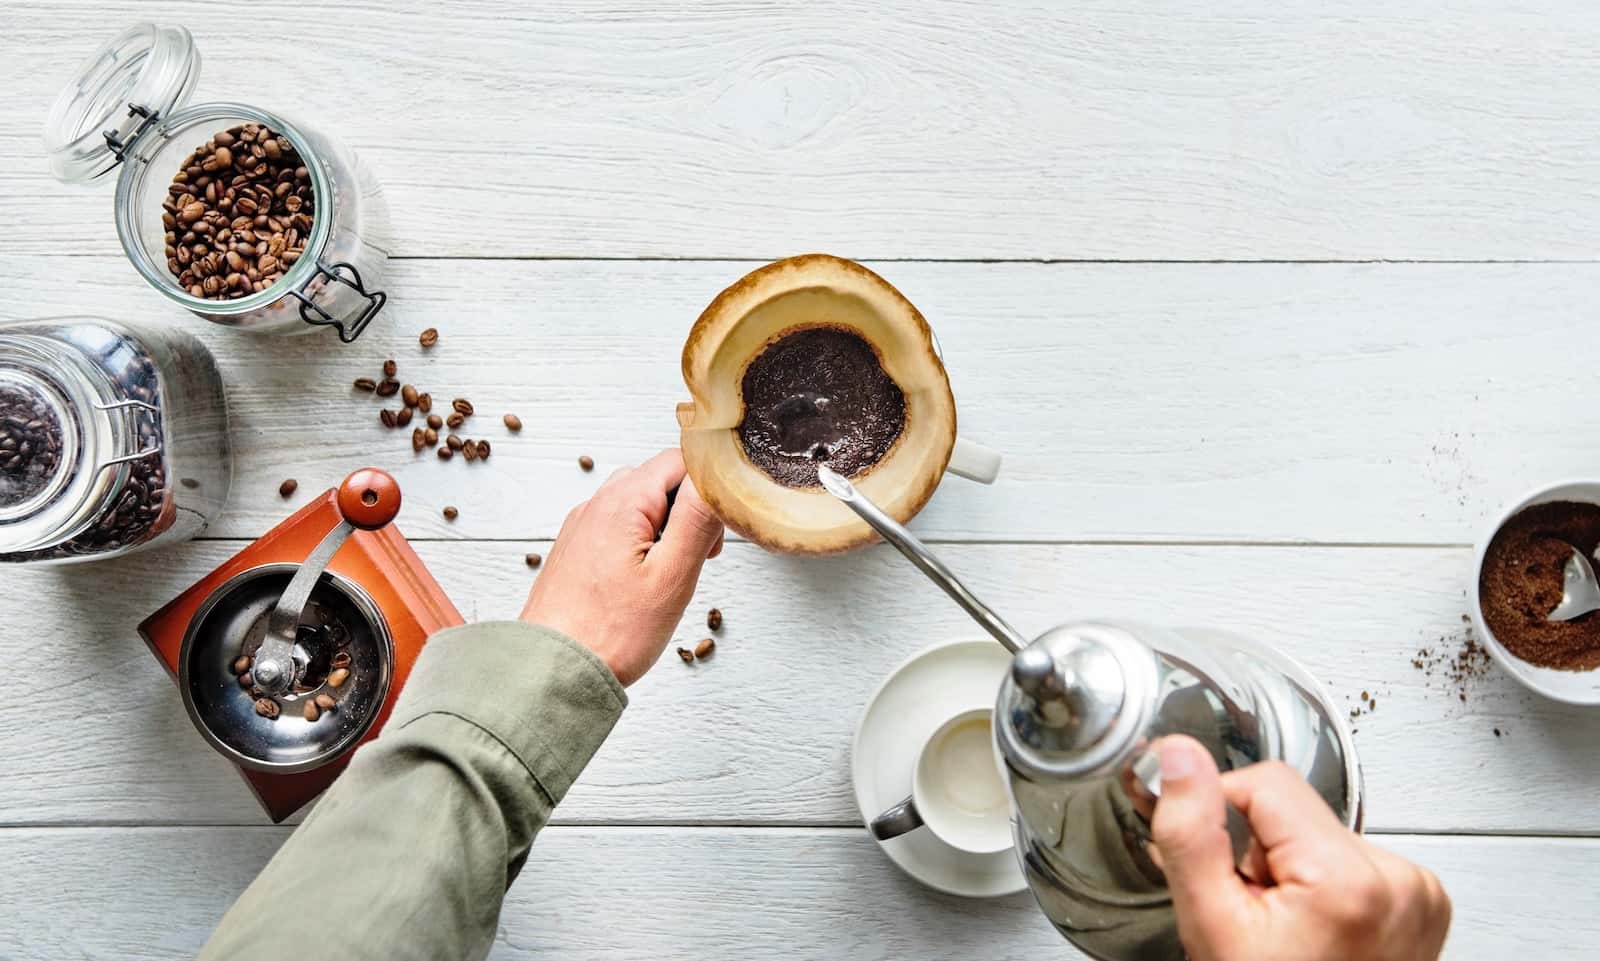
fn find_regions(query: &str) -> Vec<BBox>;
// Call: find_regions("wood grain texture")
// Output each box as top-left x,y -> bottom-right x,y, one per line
7,540 -> 1597,832
1,826 -> 1594,960
2,255 -> 1595,544
6,1 -> 1600,259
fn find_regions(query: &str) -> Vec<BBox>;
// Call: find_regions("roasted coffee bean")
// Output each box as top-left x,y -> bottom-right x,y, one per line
238,673 -> 254,689
525,552 -> 542,569
446,434 -> 464,451
382,359 -> 398,378
181,477 -> 201,489
380,408 -> 397,428
254,697 -> 281,719
418,393 -> 433,414
401,384 -> 419,408
579,455 -> 595,471
396,406 -> 413,427
437,446 -> 454,461
446,412 -> 464,429
327,668 -> 350,688
694,638 -> 716,659
353,376 -> 377,392
503,413 -> 522,432
424,427 -> 438,445
442,506 -> 459,521
419,327 -> 439,348
303,700 -> 321,722
279,478 -> 298,498
476,440 -> 491,460
331,651 -> 352,670
677,647 -> 695,664
232,654 -> 254,674
707,608 -> 723,631
424,413 -> 442,430
452,398 -> 474,416
375,379 -> 400,397
462,442 -> 479,462
412,427 -> 427,451
315,693 -> 337,710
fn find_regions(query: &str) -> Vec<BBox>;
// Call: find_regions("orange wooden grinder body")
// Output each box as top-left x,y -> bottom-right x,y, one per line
138,470 -> 463,822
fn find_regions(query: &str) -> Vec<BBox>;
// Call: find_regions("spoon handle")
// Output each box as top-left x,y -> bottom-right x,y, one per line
817,465 -> 1029,653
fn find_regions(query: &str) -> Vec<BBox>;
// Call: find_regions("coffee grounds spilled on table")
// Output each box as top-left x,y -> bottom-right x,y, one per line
1478,500 -> 1600,671
737,326 -> 905,487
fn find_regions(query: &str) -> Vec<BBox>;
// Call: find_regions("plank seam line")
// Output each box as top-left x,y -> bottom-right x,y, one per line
9,254 -> 1600,266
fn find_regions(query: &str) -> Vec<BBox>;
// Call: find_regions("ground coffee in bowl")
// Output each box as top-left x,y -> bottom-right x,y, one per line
1478,500 -> 1600,671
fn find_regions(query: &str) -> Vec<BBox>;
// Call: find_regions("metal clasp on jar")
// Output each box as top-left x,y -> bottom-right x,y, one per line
92,398 -> 162,472
290,260 -> 387,343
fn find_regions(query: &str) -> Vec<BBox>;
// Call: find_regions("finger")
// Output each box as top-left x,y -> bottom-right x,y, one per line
628,450 -> 690,533
653,477 -> 725,578
707,527 -> 725,559
1219,761 -> 1352,853
1150,737 -> 1253,939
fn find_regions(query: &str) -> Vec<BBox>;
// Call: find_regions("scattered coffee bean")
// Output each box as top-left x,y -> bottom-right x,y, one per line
426,413 -> 443,429
462,442 -> 480,462
382,359 -> 398,378
525,552 -> 542,569
232,654 -> 253,674
303,700 -> 321,722
375,379 -> 400,397
331,651 -> 352,670
315,693 -> 337,710
438,446 -> 454,461
162,122 -> 313,300
181,477 -> 201,489
424,427 -> 438,445
353,377 -> 377,392
677,647 -> 695,664
452,398 -> 474,416
380,409 -> 397,428
694,637 -> 716,658
476,439 -> 491,460
419,327 -> 439,348
396,406 -> 413,427
579,455 -> 595,471
707,608 -> 723,631
238,673 -> 254,689
278,478 -> 298,498
443,505 -> 459,520
418,393 -> 433,413
412,428 -> 427,451
254,697 -> 281,719
401,384 -> 419,408
446,434 -> 464,451
503,413 -> 522,432
327,667 -> 350,688
446,412 -> 465,429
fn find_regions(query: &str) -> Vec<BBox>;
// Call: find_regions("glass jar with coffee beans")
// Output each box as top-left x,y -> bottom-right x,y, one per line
43,23 -> 390,341
0,317 -> 231,564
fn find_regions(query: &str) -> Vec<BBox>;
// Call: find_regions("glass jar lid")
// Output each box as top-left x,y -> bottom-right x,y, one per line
45,22 -> 201,184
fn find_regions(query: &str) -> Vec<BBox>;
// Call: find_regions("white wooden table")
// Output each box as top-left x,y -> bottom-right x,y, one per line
4,3 -> 1600,957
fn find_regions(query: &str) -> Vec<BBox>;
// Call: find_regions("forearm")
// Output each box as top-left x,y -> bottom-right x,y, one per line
199,621 -> 626,961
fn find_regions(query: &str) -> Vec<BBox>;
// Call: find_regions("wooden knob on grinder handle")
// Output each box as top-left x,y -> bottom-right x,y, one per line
335,468 -> 402,530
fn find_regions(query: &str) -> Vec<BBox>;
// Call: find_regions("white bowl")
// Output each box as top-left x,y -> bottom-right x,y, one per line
1471,479 -> 1600,704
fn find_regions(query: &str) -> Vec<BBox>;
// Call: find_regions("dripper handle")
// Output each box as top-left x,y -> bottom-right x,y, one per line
336,468 -> 402,530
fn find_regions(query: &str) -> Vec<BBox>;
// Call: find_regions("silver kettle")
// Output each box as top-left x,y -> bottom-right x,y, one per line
996,621 -> 1363,961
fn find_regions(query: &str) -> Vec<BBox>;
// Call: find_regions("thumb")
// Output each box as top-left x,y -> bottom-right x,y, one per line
1150,736 -> 1252,944
654,478 -> 725,574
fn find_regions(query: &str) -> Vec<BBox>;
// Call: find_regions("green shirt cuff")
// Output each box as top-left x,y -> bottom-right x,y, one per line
387,621 -> 627,804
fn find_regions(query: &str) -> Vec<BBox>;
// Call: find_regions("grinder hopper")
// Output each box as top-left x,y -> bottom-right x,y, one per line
139,468 -> 463,822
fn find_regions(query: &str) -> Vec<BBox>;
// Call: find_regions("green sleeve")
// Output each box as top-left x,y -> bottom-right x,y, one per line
198,621 -> 627,961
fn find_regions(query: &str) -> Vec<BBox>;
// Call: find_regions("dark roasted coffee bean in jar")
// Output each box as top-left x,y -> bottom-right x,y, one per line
0,317 -> 231,564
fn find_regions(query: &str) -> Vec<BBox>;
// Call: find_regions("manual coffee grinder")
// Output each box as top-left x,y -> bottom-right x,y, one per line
139,468 -> 463,821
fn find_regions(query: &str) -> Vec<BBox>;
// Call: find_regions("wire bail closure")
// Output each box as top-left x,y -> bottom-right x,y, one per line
102,103 -> 160,164
290,260 -> 387,343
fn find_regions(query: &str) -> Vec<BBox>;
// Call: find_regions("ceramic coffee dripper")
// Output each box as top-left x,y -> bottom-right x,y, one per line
677,254 -> 999,554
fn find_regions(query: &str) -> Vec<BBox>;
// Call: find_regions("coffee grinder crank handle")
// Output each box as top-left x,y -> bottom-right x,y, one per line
251,469 -> 402,696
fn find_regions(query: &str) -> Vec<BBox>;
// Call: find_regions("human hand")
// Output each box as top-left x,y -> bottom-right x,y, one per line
1151,736 -> 1451,961
520,449 -> 725,686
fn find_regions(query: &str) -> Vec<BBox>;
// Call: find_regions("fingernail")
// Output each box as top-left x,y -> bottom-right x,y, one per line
1159,741 -> 1197,781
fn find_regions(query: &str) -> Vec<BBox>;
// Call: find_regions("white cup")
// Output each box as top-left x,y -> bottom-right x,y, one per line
868,708 -> 1013,855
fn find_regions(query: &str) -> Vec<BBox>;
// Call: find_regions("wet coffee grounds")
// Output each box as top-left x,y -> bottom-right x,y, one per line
1478,500 -> 1600,671
737,326 -> 905,487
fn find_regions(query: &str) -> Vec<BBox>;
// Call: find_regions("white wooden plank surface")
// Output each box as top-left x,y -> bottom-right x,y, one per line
5,2 -> 1600,260
1,826 -> 1594,960
3,255 -> 1596,544
7,539 -> 1595,833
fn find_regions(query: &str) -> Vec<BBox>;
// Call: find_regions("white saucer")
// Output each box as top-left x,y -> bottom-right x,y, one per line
850,638 -> 1026,898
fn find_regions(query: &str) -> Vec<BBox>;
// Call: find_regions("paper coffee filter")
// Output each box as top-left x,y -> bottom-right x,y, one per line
678,254 -> 957,554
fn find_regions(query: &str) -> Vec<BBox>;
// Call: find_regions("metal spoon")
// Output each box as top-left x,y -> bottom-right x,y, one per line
816,464 -> 1028,652
1549,545 -> 1600,622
